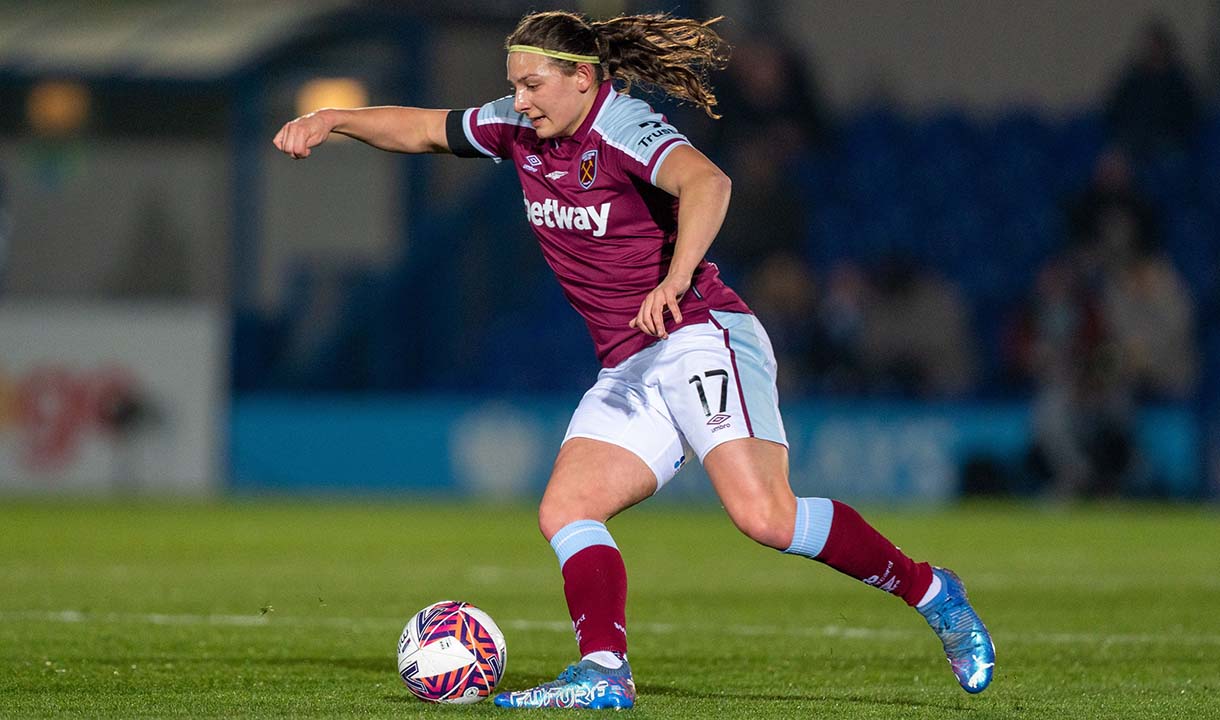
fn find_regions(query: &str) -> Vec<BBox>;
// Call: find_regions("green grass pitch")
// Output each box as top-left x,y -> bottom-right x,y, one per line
1,500 -> 1217,718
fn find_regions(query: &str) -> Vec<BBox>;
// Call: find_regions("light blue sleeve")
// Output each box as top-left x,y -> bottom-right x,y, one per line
592,94 -> 691,185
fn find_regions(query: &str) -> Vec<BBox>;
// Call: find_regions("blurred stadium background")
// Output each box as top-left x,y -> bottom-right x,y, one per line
1,0 -> 1219,505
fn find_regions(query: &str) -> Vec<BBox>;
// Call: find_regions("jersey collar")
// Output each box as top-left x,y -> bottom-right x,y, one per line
566,81 -> 614,145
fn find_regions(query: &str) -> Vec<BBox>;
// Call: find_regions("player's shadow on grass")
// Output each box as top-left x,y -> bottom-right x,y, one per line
637,683 -> 974,712
378,678 -> 974,712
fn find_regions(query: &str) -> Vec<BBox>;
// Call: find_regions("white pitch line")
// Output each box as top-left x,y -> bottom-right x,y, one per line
4,610 -> 273,626
5,610 -> 1220,647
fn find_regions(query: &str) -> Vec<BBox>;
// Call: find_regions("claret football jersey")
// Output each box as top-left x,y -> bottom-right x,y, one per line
446,81 -> 750,368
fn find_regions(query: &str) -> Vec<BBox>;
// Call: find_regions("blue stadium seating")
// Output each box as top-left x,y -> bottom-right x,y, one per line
1051,111 -> 1106,195
1163,204 -> 1219,307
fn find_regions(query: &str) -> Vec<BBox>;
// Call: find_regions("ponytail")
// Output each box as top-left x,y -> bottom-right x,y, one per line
506,11 -> 730,118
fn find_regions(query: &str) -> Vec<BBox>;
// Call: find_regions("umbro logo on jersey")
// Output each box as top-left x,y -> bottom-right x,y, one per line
545,170 -> 568,180
524,198 -> 611,237
523,154 -> 543,173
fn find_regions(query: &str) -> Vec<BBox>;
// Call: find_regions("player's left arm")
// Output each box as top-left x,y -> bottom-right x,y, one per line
630,144 -> 732,339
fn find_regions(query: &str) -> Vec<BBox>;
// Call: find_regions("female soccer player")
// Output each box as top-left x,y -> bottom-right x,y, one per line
273,10 -> 995,709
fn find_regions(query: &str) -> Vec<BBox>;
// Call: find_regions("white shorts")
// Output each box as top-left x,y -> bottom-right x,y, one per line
564,310 -> 788,490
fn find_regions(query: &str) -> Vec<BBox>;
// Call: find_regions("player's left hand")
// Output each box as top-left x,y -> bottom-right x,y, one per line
630,274 -> 690,339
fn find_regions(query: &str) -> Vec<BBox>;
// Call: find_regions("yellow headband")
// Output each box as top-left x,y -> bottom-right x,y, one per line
508,44 -> 600,64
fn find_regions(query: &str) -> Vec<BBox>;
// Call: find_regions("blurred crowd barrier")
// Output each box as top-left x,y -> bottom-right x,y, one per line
231,396 -> 1199,503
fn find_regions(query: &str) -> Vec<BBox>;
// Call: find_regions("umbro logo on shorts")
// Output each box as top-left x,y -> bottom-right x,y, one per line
706,413 -> 731,425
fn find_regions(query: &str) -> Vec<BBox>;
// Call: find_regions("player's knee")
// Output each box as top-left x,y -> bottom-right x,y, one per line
537,495 -> 593,541
537,499 -> 566,542
726,498 -> 795,550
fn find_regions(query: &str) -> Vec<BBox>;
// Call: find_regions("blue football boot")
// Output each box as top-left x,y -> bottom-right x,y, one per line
917,567 -> 996,693
493,657 -> 636,709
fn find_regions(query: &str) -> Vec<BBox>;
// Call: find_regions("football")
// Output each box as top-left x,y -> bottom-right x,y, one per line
396,600 -> 507,704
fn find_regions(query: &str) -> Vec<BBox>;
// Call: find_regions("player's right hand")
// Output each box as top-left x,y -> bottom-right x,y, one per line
272,110 -> 334,159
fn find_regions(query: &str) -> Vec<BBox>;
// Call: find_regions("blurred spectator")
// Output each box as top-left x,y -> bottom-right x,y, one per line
712,33 -> 830,157
1104,18 -> 1200,158
743,251 -> 885,400
1022,250 -> 1135,497
1101,230 -> 1198,400
710,32 -> 830,282
1065,148 -> 1157,249
1016,151 -> 1198,497
855,255 -> 979,398
743,251 -> 821,397
812,261 -> 870,394
1064,149 -> 1198,399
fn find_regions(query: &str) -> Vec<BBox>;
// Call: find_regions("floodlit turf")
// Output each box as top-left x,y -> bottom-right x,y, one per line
1,499 -> 1217,718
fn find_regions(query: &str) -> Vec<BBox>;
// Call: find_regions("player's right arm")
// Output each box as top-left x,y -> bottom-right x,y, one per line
272,107 -> 450,159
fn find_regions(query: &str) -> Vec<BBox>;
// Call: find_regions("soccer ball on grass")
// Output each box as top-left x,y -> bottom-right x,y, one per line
396,600 -> 507,704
